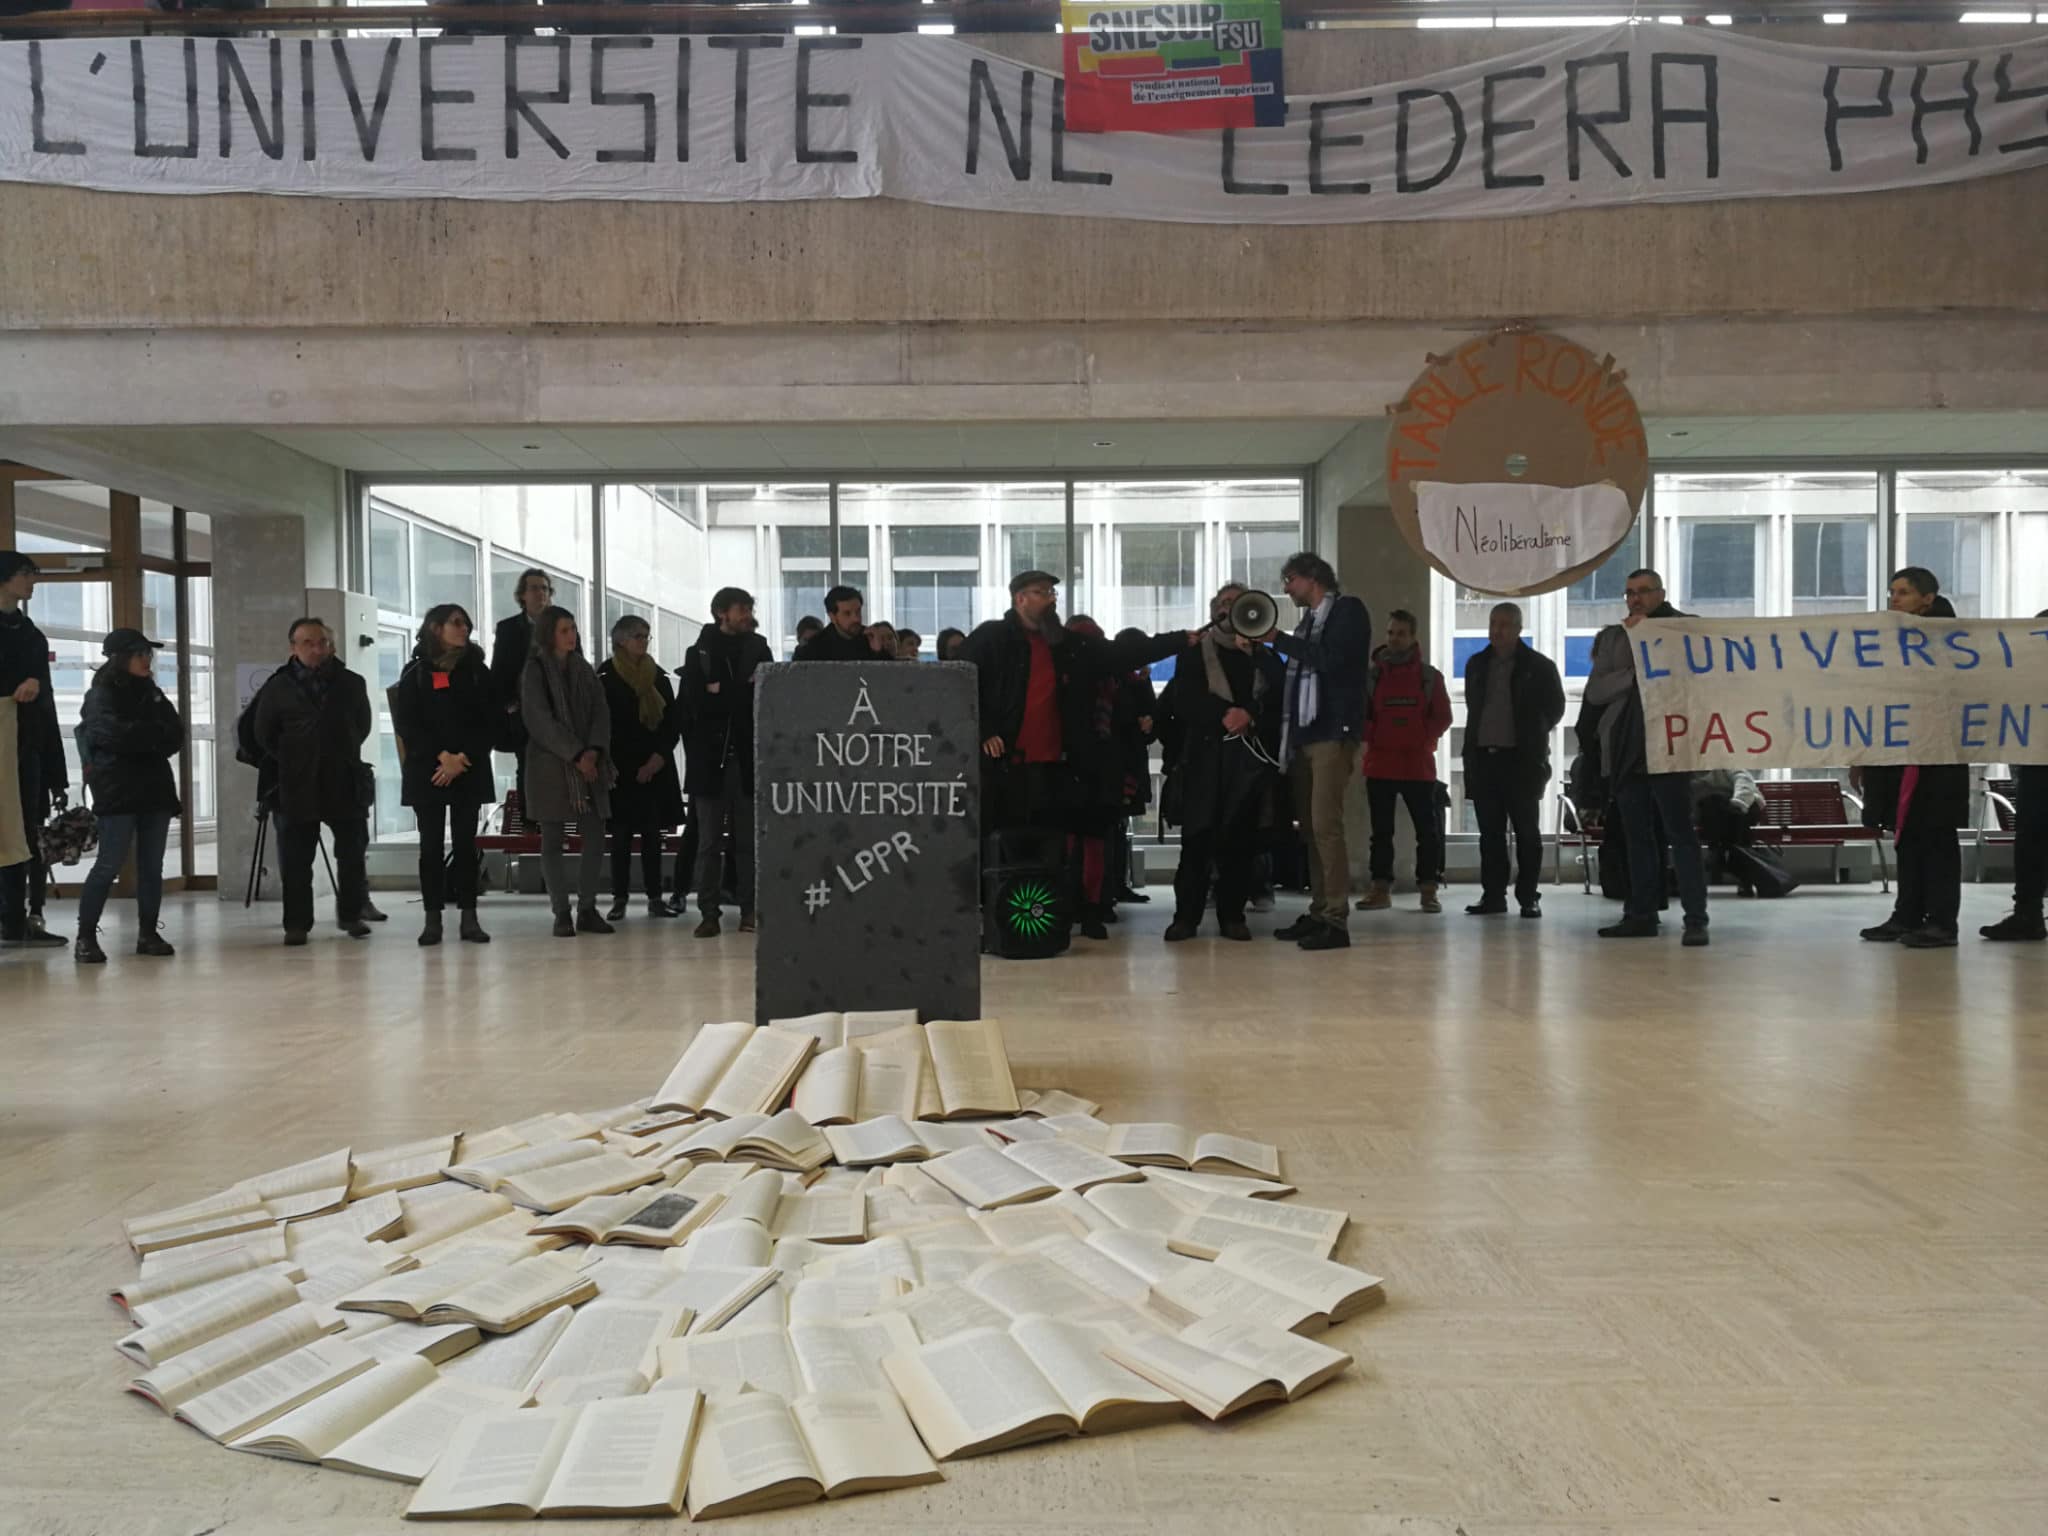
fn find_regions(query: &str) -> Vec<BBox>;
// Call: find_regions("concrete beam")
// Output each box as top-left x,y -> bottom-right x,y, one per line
5,314 -> 2046,431
0,27 -> 2037,333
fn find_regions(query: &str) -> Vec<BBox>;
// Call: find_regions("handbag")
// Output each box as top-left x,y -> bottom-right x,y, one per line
354,761 -> 378,812
41,793 -> 99,868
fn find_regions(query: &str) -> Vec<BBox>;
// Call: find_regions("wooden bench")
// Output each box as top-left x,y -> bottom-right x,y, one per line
1753,779 -> 1889,892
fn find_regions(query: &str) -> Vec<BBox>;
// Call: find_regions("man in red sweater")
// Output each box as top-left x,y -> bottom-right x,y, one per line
1358,610 -> 1451,913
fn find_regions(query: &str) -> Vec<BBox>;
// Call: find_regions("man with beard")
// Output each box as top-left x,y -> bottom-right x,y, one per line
679,586 -> 773,936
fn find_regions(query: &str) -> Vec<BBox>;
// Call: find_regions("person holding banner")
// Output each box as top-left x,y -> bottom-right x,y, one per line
1983,610 -> 2048,943
1856,570 -> 1970,950
1583,569 -> 1710,948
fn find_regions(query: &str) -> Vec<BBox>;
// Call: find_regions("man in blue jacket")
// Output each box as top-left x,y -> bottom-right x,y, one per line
1243,552 -> 1371,952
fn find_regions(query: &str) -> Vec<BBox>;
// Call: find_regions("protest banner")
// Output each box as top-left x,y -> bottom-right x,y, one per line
1633,611 -> 2048,772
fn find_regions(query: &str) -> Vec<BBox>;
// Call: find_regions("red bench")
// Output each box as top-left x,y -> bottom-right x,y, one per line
1753,779 -> 1889,892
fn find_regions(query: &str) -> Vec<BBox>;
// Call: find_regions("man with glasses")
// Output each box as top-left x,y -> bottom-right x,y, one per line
492,568 -> 553,827
1583,568 -> 1709,947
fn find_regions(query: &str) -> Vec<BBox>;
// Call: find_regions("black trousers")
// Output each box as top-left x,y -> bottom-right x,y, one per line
1466,750 -> 1542,907
416,802 -> 481,913
610,815 -> 666,902
1891,816 -> 1961,934
279,814 -> 369,934
1366,778 -> 1444,885
2014,767 -> 2046,912
1174,816 -> 1259,927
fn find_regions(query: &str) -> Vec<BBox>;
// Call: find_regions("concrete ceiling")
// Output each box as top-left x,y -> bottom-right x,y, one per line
249,410 -> 2048,478
1646,411 -> 2048,460
250,421 -> 1360,475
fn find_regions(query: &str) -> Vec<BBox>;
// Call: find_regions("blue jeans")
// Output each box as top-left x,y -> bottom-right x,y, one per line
1618,773 -> 1708,927
77,811 -> 171,935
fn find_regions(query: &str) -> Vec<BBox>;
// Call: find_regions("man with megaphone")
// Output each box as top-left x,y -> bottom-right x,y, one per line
1225,551 -> 1372,952
1158,583 -> 1286,943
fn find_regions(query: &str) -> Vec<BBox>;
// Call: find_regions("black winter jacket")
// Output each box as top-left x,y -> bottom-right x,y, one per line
599,660 -> 685,827
1459,642 -> 1568,796
252,659 -> 373,826
77,670 -> 183,818
678,626 -> 774,798
388,645 -> 499,810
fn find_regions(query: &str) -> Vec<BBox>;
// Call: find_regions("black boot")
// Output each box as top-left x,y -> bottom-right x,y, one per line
606,895 -> 629,922
646,897 -> 676,920
135,928 -> 175,958
577,907 -> 616,935
74,928 -> 107,965
459,909 -> 491,944
419,911 -> 444,947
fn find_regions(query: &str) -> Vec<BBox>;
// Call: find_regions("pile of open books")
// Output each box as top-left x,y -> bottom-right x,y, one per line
110,1012 -> 1385,1520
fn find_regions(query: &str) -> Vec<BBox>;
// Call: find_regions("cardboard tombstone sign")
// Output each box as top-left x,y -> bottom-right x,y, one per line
1384,329 -> 1650,597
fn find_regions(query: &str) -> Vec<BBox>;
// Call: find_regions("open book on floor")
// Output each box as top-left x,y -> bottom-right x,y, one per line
790,1045 -> 924,1127
1102,1124 -> 1283,1180
684,1389 -> 941,1519
882,1315 -> 1184,1458
1101,1318 -> 1353,1419
405,1390 -> 704,1518
724,1108 -> 834,1173
768,1010 -> 921,1053
172,1336 -> 375,1444
444,1139 -> 606,1195
652,1023 -> 817,1119
531,1188 -> 724,1247
821,1115 -> 999,1168
494,1152 -> 667,1214
116,1268 -> 307,1370
128,1303 -> 339,1413
415,1252 -> 597,1333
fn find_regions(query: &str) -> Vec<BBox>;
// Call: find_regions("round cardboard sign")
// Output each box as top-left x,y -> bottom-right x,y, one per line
1384,329 -> 1650,596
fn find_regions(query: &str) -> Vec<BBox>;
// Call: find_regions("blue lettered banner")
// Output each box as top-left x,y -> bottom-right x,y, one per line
1634,611 -> 2048,770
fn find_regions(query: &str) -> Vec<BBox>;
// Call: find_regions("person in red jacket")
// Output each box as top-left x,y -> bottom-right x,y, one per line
1358,609 -> 1452,913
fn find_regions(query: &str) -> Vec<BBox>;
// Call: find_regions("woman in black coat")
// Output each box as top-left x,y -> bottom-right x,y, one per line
597,614 -> 685,921
389,603 -> 499,946
72,629 -> 183,964
1859,580 -> 1969,948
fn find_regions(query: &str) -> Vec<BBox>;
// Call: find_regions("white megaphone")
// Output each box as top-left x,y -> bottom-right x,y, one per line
1219,588 -> 1280,641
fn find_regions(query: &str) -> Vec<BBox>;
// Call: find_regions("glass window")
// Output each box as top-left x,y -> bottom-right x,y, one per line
1896,469 -> 2048,618
14,481 -> 111,554
1790,519 -> 1873,612
369,507 -> 412,615
1680,520 -> 1763,615
1117,527 -> 1198,634
140,500 -> 177,560
1227,524 -> 1293,595
1899,513 -> 1989,616
412,522 -> 479,617
1075,480 -> 1302,639
602,484 -> 711,665
658,607 -> 694,658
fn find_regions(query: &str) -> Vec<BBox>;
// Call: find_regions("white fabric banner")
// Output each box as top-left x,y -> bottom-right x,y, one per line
0,27 -> 2044,221
1634,612 -> 2048,771
1416,480 -> 1633,594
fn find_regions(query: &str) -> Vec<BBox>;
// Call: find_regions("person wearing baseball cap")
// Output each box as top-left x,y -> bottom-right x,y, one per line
962,568 -> 1200,939
71,627 -> 183,963
1,551 -> 71,947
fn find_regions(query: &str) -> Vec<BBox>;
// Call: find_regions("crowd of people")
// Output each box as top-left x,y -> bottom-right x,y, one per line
1,546 -> 2043,964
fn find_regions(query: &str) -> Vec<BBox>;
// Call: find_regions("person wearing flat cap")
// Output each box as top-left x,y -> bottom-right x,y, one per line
71,628 -> 184,964
961,570 -> 1200,889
